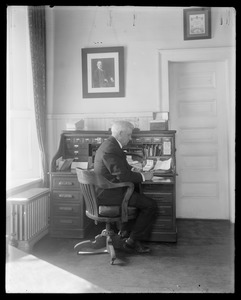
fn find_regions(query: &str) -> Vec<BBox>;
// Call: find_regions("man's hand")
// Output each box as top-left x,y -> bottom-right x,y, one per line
142,171 -> 154,181
131,166 -> 142,172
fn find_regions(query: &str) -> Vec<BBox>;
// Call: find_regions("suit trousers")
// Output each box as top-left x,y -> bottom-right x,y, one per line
97,189 -> 157,241
122,191 -> 157,241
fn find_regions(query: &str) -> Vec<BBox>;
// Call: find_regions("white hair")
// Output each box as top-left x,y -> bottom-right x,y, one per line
111,120 -> 134,137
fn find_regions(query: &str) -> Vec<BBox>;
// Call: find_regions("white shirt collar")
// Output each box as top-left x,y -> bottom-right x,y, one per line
113,136 -> 122,149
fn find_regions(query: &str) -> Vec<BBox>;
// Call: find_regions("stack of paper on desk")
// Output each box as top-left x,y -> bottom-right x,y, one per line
152,176 -> 172,183
154,158 -> 172,171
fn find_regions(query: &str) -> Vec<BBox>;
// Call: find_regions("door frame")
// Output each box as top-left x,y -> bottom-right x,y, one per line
158,47 -> 235,222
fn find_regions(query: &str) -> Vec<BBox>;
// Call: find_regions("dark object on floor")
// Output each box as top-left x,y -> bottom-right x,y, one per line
123,238 -> 151,254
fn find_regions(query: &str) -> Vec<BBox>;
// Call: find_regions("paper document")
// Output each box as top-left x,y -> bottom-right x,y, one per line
143,160 -> 154,171
71,161 -> 88,170
154,158 -> 172,171
128,160 -> 139,166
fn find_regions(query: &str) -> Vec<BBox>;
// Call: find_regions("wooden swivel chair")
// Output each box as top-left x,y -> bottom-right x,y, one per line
74,168 -> 137,265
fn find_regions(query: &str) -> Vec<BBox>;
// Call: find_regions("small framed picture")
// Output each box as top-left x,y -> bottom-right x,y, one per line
183,7 -> 211,40
81,46 -> 125,98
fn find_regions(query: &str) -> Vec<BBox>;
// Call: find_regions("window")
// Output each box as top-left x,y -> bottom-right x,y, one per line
7,6 -> 41,190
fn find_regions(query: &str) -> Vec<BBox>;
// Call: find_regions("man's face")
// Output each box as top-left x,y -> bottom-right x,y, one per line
97,61 -> 102,69
119,128 -> 132,147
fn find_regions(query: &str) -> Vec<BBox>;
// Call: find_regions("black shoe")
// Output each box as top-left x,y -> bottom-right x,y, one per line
118,230 -> 130,239
134,241 -> 151,254
122,240 -> 135,253
123,240 -> 151,254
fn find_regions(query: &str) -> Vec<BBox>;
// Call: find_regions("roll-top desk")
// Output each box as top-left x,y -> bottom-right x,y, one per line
50,130 -> 177,242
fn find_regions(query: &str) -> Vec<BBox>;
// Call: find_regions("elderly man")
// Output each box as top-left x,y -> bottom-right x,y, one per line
94,120 -> 157,253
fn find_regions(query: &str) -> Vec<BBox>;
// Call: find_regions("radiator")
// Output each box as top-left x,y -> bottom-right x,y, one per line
7,188 -> 50,252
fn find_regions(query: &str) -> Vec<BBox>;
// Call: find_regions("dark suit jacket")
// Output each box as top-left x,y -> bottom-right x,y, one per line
93,68 -> 107,88
94,136 -> 142,205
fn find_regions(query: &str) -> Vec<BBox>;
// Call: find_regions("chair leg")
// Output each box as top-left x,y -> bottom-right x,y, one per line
74,239 -> 108,254
106,235 -> 116,265
74,222 -> 119,264
105,223 -> 116,265
74,232 -> 107,254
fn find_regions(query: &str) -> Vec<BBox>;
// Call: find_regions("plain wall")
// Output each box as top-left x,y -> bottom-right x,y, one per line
45,6 -> 235,116
45,6 -> 235,221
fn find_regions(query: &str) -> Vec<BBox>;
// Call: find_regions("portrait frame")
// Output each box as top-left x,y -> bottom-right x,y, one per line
183,7 -> 211,40
81,46 -> 125,98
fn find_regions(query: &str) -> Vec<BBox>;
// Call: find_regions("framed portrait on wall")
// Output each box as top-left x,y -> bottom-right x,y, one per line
81,46 -> 125,98
183,7 -> 211,40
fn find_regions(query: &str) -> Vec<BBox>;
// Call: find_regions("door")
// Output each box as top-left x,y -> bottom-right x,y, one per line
169,61 -> 229,219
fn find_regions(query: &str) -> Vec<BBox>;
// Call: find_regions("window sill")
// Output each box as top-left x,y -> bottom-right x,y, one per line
6,178 -> 43,198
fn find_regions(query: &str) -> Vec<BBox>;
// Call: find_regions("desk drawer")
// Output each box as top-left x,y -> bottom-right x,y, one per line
52,191 -> 80,202
65,148 -> 88,156
153,217 -> 173,230
157,205 -> 172,216
52,177 -> 79,190
52,202 -> 81,216
143,192 -> 173,203
142,184 -> 173,193
52,216 -> 81,228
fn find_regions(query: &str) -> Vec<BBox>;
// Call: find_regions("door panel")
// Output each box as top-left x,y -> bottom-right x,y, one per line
169,61 -> 229,219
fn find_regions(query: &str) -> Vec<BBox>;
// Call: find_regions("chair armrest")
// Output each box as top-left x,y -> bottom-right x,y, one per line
94,177 -> 134,223
76,168 -> 134,222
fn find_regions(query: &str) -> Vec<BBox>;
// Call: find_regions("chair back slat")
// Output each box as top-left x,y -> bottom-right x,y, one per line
76,168 -> 115,218
86,183 -> 99,216
79,182 -> 99,217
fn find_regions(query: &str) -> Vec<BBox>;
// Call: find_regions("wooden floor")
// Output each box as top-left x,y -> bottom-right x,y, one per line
6,219 -> 235,293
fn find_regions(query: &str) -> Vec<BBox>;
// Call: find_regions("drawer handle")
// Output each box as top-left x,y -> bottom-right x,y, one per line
74,151 -> 79,154
59,194 -> 73,198
59,181 -> 74,186
74,145 -> 78,148
59,207 -> 73,211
